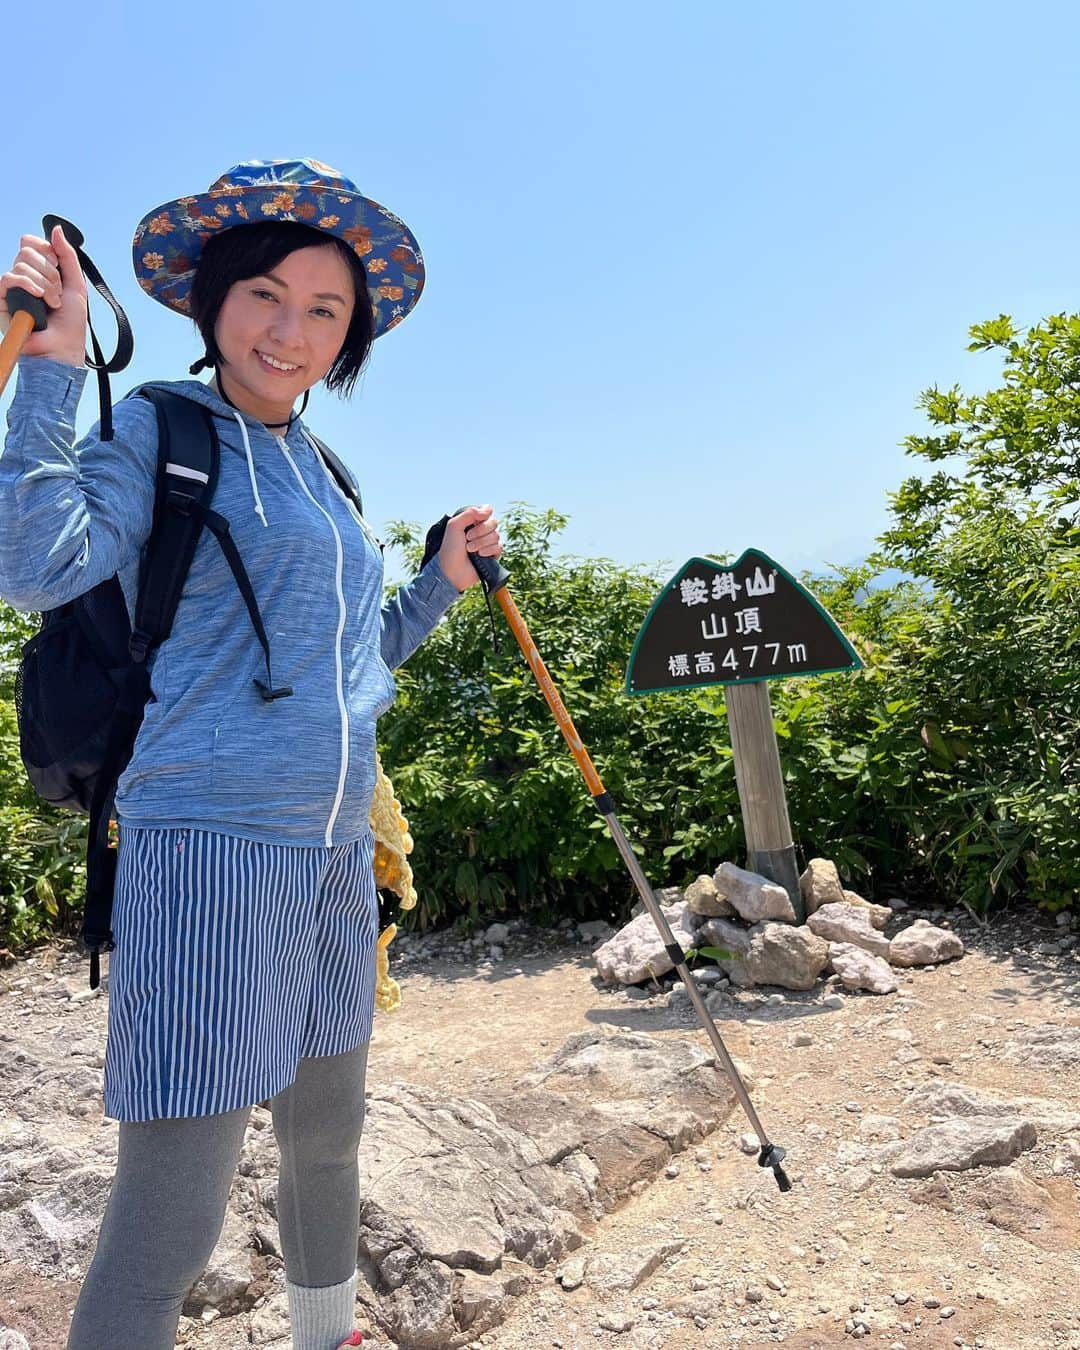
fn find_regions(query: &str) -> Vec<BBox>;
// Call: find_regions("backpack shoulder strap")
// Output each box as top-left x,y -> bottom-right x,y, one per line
83,387 -> 221,983
305,431 -> 364,517
130,386 -> 220,657
133,386 -> 292,702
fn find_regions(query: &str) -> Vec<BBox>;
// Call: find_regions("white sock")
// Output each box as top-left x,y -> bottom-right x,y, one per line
286,1272 -> 357,1350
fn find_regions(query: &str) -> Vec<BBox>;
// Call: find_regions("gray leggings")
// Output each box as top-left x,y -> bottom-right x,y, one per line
67,1042 -> 369,1350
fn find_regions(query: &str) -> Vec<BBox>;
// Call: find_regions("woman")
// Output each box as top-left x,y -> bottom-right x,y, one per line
0,159 -> 501,1350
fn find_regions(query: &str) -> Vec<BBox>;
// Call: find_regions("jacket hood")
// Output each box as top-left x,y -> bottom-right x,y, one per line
125,377 -> 314,529
125,377 -> 311,447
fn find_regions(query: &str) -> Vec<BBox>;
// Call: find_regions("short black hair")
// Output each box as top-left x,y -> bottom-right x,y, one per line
189,221 -> 374,396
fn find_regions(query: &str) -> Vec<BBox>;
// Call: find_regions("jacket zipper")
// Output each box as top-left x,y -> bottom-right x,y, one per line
302,429 -> 374,542
275,435 -> 349,847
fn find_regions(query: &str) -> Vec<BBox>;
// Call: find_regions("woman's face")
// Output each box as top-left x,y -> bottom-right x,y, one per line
213,243 -> 355,425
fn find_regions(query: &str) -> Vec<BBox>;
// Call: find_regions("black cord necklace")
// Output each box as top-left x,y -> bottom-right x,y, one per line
193,357 -> 310,431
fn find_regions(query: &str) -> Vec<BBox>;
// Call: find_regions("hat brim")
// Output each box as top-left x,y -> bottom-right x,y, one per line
132,183 -> 424,339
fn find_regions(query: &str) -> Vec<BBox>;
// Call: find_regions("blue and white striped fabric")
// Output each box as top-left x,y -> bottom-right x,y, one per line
104,825 -> 378,1122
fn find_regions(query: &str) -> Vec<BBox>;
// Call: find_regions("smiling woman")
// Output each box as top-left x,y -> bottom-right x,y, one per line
189,219 -> 375,425
0,157 -> 504,1350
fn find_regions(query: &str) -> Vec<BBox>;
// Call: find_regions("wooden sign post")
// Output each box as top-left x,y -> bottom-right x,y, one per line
626,549 -> 862,921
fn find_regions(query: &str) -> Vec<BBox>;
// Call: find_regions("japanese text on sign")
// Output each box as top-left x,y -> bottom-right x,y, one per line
666,566 -> 800,680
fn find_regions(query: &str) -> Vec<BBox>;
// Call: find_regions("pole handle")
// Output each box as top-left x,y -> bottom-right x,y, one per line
6,287 -> 48,332
3,218 -> 84,335
470,551 -> 510,594
0,215 -> 92,400
0,309 -> 41,396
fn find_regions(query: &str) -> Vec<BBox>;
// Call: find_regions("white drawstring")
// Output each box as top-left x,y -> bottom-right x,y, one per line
232,410 -> 269,527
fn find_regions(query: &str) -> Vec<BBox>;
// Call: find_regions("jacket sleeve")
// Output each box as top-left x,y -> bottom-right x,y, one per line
379,556 -> 461,671
0,357 -> 159,612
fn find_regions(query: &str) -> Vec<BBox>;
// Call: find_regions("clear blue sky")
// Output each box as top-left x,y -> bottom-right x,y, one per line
5,1 -> 1077,584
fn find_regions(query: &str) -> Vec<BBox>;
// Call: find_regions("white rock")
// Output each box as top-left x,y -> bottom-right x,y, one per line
557,1255 -> 586,1290
744,923 -> 828,988
846,1165 -> 875,1192
712,862 -> 797,924
1001,1023 -> 1080,1071
187,1205 -> 258,1309
889,920 -> 964,967
807,903 -> 891,959
694,918 -> 828,990
827,942 -> 897,994
248,1292 -> 291,1344
593,902 -> 696,985
905,1081 -> 1018,1119
585,1241 -> 685,1293
858,1114 -> 902,1142
683,874 -> 736,917
841,891 -> 893,929
799,858 -> 846,914
889,1118 -> 1036,1177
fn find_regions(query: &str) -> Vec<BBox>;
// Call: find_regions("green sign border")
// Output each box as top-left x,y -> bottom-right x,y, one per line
625,549 -> 864,697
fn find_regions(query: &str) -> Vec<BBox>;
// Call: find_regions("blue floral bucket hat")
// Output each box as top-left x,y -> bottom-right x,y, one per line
132,158 -> 425,339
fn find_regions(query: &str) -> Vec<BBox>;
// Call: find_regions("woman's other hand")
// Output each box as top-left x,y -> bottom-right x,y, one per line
0,225 -> 87,365
437,505 -> 503,591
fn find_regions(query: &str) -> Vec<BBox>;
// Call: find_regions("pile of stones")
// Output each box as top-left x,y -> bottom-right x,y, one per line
593,857 -> 965,996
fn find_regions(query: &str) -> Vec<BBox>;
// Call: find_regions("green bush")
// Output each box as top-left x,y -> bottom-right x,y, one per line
0,691 -> 86,951
0,604 -> 86,950
867,313 -> 1080,913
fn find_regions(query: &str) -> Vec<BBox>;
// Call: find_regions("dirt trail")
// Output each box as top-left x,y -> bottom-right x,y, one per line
366,918 -> 1079,1349
1,910 -> 1077,1349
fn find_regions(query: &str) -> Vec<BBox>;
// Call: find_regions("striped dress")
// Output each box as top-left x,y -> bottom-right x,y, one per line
105,825 -> 379,1121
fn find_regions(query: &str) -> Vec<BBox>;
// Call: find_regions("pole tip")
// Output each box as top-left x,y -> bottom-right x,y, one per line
758,1143 -> 792,1193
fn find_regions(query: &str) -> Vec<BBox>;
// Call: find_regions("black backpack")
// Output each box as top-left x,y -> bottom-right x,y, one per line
15,386 -> 365,987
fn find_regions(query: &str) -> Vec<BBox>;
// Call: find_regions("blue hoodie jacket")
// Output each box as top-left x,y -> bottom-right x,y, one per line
1,357 -> 460,847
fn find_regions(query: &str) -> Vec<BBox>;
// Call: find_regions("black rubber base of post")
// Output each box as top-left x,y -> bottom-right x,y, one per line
750,844 -> 803,922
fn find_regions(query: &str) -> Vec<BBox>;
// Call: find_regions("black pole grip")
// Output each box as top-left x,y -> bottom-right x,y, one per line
4,217 -> 85,335
470,551 -> 510,594
6,287 -> 48,331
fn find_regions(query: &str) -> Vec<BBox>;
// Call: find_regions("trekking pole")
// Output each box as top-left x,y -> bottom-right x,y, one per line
469,552 -> 792,1193
0,287 -> 47,397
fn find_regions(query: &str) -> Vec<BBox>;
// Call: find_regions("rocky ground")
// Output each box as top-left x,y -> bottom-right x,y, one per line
0,900 -> 1077,1349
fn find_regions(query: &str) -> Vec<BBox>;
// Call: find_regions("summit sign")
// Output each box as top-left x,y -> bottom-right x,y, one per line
626,549 -> 861,695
